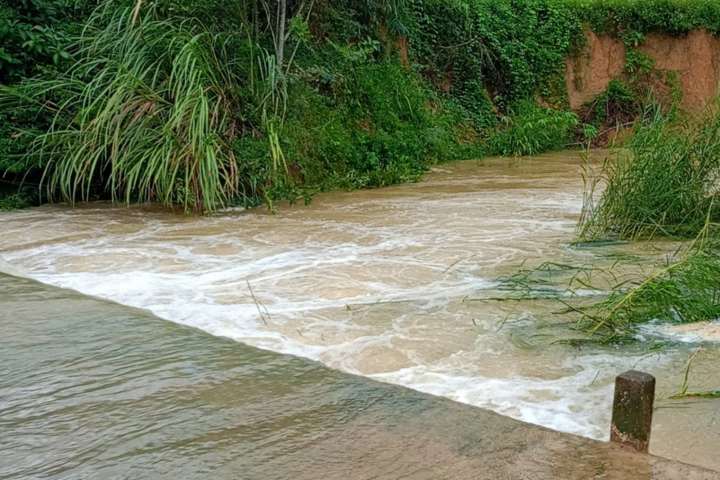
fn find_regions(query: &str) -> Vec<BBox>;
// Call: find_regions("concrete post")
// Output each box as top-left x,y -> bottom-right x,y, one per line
610,370 -> 656,453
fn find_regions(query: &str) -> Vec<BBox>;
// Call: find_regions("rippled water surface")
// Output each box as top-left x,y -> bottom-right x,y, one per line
1,274 -> 717,479
2,151 -> 720,471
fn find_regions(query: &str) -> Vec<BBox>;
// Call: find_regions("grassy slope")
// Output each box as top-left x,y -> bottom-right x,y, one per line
2,0 -> 720,211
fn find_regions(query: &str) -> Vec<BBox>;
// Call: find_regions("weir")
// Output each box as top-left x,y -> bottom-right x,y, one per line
0,273 -> 717,479
3,152 -> 720,473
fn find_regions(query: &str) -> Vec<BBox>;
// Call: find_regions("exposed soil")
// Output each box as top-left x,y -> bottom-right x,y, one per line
566,31 -> 625,110
640,29 -> 720,109
396,34 -> 409,66
566,29 -> 720,111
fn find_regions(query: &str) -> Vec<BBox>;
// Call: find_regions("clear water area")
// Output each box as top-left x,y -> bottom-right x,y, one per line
0,273 -> 717,479
1,151 -> 720,471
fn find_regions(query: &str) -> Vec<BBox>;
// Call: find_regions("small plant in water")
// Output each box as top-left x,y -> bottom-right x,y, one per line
669,345 -> 720,399
497,103 -> 720,344
574,229 -> 720,340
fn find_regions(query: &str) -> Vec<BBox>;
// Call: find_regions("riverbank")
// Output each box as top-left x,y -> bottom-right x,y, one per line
1,272 -> 718,479
5,0 -> 720,211
3,150 -> 720,470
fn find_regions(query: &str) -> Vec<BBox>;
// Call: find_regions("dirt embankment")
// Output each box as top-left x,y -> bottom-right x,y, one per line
566,29 -> 720,110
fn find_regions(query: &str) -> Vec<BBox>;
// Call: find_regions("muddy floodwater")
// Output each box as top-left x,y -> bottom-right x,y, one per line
2,151 -> 720,472
3,274 -> 718,479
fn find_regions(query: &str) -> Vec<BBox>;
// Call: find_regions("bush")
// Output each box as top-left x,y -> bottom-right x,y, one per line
1,6 -> 468,212
579,79 -> 640,127
410,0 -> 580,117
274,41 -> 464,196
565,0 -> 720,36
488,102 -> 578,156
7,0 -> 720,212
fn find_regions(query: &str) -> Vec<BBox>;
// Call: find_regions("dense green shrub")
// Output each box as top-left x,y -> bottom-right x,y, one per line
488,102 -> 578,156
409,0 -> 580,114
579,78 -> 640,127
566,0 -> 720,36
0,0 -> 95,207
2,5 -> 464,212
231,41 -> 465,206
0,0 -> 96,81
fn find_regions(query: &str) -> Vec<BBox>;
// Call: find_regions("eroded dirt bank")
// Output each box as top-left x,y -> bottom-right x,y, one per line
567,29 -> 720,110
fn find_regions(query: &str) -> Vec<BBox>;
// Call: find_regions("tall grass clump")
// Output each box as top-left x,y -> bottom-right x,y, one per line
579,106 -> 720,241
1,7 -> 243,213
565,105 -> 720,340
488,102 -> 578,156
493,105 -> 720,343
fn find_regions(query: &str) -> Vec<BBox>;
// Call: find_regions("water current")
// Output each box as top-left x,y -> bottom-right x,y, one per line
2,151 -> 719,471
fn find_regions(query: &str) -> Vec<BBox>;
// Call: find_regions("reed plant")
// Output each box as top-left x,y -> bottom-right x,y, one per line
571,105 -> 720,340
1,7 -> 244,213
574,229 -> 720,340
496,107 -> 720,342
578,105 -> 720,241
497,230 -> 720,342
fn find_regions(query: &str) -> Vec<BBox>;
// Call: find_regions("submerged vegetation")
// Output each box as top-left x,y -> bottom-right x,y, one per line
574,236 -> 720,341
4,0 -> 720,210
498,105 -> 720,343
573,104 -> 720,340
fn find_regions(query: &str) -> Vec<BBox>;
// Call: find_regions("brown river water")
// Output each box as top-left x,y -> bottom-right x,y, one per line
3,273 -> 717,479
2,151 -> 720,474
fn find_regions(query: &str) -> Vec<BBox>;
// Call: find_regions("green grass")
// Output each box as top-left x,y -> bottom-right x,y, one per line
668,345 -> 720,399
578,106 -> 720,241
2,7 -> 243,213
577,236 -> 720,339
7,0 -> 720,212
497,106 -> 720,342
488,102 -> 579,156
495,233 -> 720,342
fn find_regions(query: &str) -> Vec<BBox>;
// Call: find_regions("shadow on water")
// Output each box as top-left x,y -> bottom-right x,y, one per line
0,274 -> 716,479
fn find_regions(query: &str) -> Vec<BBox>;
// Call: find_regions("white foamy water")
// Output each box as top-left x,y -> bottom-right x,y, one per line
2,152 -> 720,469
0,255 -> 27,278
